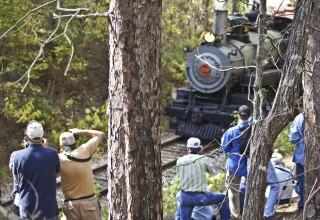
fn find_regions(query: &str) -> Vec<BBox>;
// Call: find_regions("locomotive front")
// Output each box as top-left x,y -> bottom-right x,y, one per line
164,1 -> 291,140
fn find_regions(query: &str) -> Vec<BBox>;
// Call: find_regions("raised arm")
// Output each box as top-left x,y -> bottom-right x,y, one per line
69,128 -> 106,154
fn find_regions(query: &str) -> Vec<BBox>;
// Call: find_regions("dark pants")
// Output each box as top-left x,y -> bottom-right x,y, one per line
296,163 -> 304,209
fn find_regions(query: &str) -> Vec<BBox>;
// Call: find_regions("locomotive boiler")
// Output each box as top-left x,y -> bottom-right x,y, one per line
164,0 -> 294,140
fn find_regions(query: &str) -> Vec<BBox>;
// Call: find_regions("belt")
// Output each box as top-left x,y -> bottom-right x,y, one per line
64,194 -> 95,202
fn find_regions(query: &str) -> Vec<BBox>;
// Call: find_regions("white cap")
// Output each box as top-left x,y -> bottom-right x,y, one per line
271,152 -> 283,165
27,120 -> 44,142
187,137 -> 202,148
59,132 -> 76,146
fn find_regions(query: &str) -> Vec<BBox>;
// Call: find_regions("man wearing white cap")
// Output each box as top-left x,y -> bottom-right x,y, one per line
269,152 -> 296,205
9,120 -> 60,220
58,128 -> 105,220
176,137 -> 230,220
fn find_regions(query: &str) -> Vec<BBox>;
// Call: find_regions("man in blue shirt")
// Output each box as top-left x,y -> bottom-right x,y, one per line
289,96 -> 304,210
221,105 -> 250,220
10,120 -> 60,220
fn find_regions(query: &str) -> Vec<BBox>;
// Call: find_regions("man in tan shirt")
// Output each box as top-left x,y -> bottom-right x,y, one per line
58,128 -> 105,220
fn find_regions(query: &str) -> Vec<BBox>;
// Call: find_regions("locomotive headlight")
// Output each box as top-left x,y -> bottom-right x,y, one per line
203,32 -> 215,43
230,50 -> 237,56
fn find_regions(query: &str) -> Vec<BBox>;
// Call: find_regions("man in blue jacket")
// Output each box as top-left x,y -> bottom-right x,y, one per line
9,120 -> 60,219
221,105 -> 250,220
289,96 -> 304,211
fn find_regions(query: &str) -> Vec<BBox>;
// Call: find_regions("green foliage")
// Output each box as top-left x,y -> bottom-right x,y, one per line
48,101 -> 109,151
66,101 -> 108,131
160,0 -> 215,106
59,211 -> 66,219
163,176 -> 180,216
95,183 -> 101,198
101,204 -> 109,220
4,95 -> 60,125
206,172 -> 226,193
0,0 -> 110,153
273,123 -> 294,156
163,172 -> 226,217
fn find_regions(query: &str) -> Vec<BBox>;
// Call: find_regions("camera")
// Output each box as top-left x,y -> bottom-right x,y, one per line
73,133 -> 79,141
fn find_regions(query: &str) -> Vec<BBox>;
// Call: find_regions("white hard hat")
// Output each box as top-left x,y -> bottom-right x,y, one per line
27,120 -> 44,142
271,152 -> 283,165
187,137 -> 202,148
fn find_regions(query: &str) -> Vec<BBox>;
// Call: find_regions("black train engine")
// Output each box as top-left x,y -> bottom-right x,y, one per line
164,2 -> 293,140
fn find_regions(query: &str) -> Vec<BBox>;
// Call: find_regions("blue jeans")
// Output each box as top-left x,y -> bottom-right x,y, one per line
264,162 -> 280,217
176,203 -> 215,220
296,163 -> 304,209
176,190 -> 215,220
177,190 -> 230,220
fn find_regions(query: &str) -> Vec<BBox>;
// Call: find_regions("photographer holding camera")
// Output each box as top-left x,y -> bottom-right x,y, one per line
58,128 -> 105,220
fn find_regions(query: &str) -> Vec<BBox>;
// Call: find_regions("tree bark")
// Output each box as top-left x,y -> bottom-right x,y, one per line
107,1 -> 162,219
232,0 -> 238,14
303,1 -> 320,219
243,0 -> 313,219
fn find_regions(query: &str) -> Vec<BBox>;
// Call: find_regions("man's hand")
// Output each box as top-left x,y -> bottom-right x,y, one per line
42,138 -> 49,147
69,128 -> 81,134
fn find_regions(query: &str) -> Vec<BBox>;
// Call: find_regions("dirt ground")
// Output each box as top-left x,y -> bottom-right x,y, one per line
277,200 -> 302,220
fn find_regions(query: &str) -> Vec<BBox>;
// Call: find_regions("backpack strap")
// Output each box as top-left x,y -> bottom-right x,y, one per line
65,154 -> 91,162
274,166 -> 292,175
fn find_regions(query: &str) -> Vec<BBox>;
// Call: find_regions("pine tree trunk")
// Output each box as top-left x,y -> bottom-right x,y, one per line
243,0 -> 313,218
303,1 -> 320,219
107,1 -> 162,219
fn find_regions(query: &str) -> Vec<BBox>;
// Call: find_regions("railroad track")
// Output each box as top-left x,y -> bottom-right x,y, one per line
1,134 -> 222,209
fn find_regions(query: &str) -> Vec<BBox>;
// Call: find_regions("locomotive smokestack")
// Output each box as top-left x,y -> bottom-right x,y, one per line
213,0 -> 228,44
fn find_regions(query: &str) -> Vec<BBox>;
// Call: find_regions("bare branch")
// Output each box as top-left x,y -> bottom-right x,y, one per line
61,10 -> 81,76
195,54 -> 256,72
311,25 -> 320,32
15,14 -> 62,92
0,61 -> 3,75
53,11 -> 110,19
303,179 -> 320,220
0,0 -> 57,40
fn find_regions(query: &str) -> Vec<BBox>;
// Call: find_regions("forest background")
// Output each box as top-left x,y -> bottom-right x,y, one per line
0,0 -> 213,172
0,0 -> 292,187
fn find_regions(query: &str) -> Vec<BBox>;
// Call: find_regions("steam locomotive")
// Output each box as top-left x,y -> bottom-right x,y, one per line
164,0 -> 294,140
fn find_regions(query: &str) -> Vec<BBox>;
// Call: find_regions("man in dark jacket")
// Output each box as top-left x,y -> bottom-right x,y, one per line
221,105 -> 250,220
10,120 -> 60,219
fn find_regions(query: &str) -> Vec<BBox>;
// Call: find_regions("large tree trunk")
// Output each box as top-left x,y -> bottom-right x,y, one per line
107,1 -> 162,219
303,1 -> 320,219
243,0 -> 313,218
244,0 -> 268,218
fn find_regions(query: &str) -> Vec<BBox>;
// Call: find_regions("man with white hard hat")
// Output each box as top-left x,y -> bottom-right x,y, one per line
268,152 -> 296,205
176,137 -> 230,220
